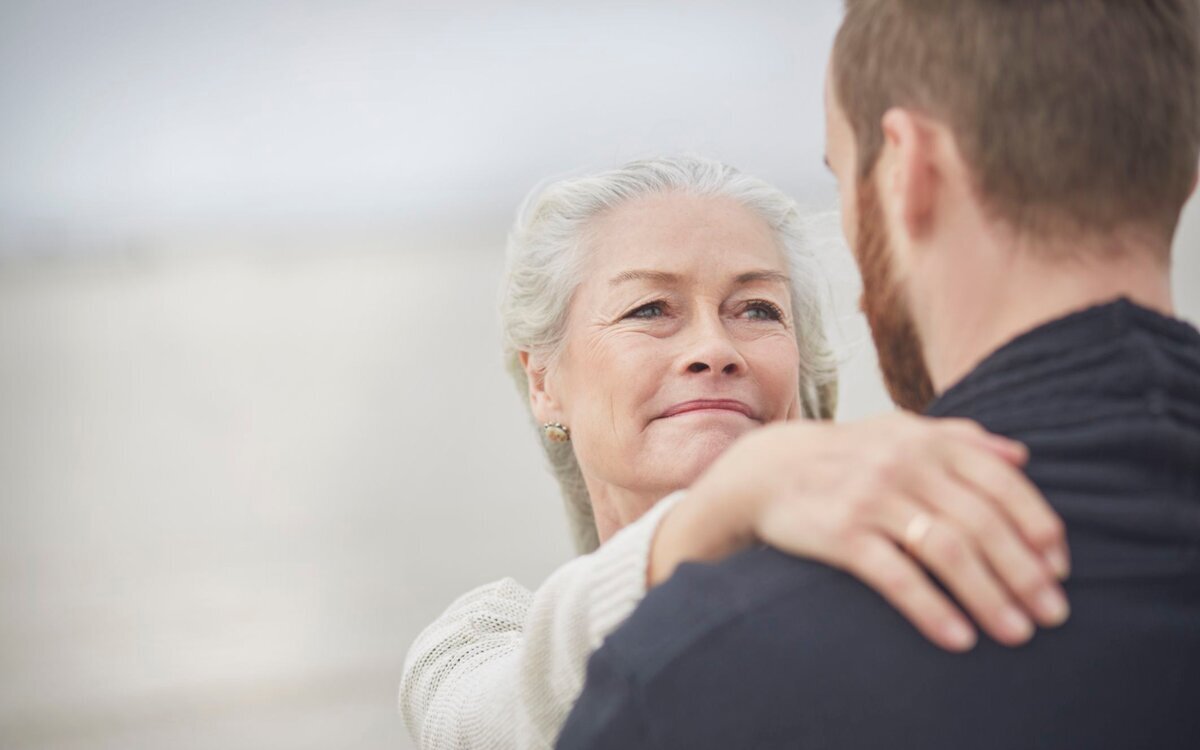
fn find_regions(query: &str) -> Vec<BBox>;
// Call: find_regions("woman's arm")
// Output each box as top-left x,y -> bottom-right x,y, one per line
402,413 -> 1071,747
649,413 -> 1071,651
399,492 -> 685,750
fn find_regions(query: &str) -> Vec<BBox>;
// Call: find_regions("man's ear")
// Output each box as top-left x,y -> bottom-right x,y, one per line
880,108 -> 941,244
519,350 -> 563,426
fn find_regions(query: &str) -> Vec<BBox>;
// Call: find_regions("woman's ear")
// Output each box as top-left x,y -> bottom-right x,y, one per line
519,350 -> 563,425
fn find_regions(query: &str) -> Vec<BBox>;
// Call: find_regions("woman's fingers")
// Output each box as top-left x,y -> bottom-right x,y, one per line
893,509 -> 1046,646
864,494 -> 1040,647
938,418 -> 1028,466
916,470 -> 1070,630
941,439 -> 1071,579
837,534 -> 977,652
733,414 -> 1071,652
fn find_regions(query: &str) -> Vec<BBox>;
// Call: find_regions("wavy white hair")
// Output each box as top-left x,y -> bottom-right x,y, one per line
500,155 -> 838,554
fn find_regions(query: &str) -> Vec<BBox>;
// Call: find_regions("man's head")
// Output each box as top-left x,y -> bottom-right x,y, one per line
824,0 -> 1200,411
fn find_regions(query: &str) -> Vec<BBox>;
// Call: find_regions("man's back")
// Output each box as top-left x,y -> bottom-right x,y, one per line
558,300 -> 1200,749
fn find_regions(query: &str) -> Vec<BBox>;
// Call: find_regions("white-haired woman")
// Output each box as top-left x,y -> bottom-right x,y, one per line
400,156 -> 1070,749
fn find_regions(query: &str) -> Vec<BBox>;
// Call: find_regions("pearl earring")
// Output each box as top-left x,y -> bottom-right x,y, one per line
543,422 -> 571,443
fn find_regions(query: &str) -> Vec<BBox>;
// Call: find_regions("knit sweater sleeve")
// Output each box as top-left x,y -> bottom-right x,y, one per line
399,491 -> 686,750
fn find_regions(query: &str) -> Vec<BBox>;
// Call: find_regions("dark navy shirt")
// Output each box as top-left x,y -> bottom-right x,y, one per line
558,299 -> 1200,750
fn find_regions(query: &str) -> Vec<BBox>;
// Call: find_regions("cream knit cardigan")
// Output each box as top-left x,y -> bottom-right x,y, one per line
399,492 -> 685,749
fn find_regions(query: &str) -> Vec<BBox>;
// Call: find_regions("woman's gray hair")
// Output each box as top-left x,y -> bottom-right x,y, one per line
500,155 -> 838,554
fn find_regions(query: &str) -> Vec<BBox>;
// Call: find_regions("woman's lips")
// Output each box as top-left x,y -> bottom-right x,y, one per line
659,399 -> 755,419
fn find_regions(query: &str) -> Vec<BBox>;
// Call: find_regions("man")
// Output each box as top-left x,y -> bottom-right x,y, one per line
557,1 -> 1200,748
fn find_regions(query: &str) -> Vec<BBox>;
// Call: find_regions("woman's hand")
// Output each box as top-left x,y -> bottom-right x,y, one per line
648,413 -> 1070,652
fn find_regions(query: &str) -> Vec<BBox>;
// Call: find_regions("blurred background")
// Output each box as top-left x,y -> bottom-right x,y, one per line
0,2 -> 1196,748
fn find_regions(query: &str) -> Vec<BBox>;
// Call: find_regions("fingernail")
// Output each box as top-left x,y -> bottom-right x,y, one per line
1003,438 -> 1028,455
1035,587 -> 1070,626
942,620 -> 977,651
1000,607 -> 1034,643
1044,548 -> 1071,580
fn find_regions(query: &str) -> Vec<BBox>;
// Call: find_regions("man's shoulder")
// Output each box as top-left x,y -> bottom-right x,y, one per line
568,546 -> 956,749
581,538 -> 1200,749
595,546 -> 887,683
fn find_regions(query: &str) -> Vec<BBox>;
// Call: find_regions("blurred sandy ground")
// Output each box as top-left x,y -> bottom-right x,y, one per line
0,236 -> 559,749
1,2 -> 1198,748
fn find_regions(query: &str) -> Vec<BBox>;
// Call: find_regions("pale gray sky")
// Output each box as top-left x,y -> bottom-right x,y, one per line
0,0 -> 842,254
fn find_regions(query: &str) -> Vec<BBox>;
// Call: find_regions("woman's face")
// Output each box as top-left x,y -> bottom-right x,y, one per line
532,191 -> 802,503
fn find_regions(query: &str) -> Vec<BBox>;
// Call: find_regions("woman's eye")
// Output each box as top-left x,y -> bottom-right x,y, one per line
626,302 -> 665,320
744,300 -> 784,321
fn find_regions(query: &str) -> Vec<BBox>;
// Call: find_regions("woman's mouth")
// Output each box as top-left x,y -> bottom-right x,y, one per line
658,399 -> 756,420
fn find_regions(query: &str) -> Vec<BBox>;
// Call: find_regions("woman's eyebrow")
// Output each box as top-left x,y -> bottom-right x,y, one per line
609,270 -> 680,286
735,270 -> 791,286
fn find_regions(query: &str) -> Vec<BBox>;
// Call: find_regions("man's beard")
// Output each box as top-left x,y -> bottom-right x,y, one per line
854,177 -> 936,412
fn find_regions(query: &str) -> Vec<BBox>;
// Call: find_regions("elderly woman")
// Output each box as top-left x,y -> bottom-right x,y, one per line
400,156 -> 1069,749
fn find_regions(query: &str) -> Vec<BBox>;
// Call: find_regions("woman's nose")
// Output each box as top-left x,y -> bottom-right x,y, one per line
683,319 -> 747,376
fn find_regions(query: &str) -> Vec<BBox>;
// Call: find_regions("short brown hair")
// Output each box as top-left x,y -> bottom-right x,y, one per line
832,0 -> 1200,241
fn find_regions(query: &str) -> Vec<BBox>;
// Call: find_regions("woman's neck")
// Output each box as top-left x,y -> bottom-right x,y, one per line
586,480 -> 665,545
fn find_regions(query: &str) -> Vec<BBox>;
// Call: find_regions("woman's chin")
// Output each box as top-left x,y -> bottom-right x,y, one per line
651,422 -> 753,485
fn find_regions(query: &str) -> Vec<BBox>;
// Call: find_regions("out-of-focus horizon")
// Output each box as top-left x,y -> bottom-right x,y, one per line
1,2 -> 1196,750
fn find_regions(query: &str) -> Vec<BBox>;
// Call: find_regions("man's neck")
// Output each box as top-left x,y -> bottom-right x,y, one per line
921,243 -> 1174,396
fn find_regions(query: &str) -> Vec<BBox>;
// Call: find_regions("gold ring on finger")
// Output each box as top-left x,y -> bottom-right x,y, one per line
904,512 -> 934,552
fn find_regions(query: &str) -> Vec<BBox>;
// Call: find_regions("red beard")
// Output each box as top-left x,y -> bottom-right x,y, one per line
854,178 -> 936,412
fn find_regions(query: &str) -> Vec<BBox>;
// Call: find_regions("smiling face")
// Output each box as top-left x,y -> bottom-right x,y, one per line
527,191 -> 802,515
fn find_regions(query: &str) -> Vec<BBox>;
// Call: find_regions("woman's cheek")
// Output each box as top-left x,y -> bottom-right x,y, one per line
754,336 -> 802,411
609,335 -> 668,375
582,337 -> 660,428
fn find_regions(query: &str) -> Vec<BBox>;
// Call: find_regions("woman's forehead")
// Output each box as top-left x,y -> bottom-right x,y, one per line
584,192 -> 788,277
